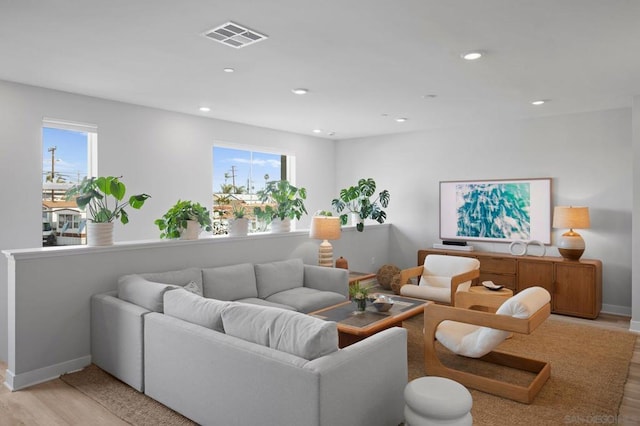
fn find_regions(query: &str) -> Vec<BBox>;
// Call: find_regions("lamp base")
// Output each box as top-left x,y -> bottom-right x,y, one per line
558,230 -> 585,261
318,240 -> 333,267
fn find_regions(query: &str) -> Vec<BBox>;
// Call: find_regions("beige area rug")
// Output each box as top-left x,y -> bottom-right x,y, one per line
61,316 -> 636,426
405,314 -> 637,425
60,365 -> 196,426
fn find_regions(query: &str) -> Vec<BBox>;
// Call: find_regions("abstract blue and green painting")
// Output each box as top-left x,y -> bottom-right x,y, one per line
456,182 -> 531,240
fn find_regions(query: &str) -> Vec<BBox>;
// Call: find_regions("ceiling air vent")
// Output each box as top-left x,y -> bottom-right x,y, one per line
203,21 -> 268,49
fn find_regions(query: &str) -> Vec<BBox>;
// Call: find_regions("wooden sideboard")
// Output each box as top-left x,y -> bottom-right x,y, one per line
418,249 -> 602,319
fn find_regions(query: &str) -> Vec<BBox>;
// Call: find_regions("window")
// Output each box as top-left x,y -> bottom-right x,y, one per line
42,118 -> 97,246
212,145 -> 293,234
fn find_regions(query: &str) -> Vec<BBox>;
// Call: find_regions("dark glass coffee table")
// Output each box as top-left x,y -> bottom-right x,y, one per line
309,295 -> 429,347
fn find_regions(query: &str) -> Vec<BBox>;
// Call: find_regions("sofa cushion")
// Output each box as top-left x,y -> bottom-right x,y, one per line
221,303 -> 338,360
235,297 -> 296,311
164,288 -> 229,332
254,258 -> 304,299
117,275 -> 178,312
202,263 -> 258,301
266,287 -> 346,313
140,267 -> 204,295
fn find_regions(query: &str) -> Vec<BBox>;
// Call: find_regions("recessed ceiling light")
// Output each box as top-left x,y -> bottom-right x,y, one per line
396,117 -> 408,123
223,67 -> 235,73
531,100 -> 546,105
328,132 -> 336,137
199,106 -> 211,112
292,88 -> 309,95
381,113 -> 389,117
312,129 -> 322,134
461,51 -> 483,60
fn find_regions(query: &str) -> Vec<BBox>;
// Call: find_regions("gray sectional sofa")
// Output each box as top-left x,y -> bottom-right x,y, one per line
91,258 -> 408,426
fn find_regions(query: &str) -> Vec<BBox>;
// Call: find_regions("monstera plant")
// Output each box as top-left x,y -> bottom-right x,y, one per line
66,176 -> 150,224
254,180 -> 308,233
331,178 -> 390,232
254,180 -> 307,220
66,175 -> 150,246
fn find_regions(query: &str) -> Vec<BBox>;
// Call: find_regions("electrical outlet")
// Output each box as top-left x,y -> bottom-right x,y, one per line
371,257 -> 375,265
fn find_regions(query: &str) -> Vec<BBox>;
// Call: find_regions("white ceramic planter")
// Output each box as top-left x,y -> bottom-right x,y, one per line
87,222 -> 114,246
228,218 -> 249,237
180,220 -> 200,240
270,218 -> 291,233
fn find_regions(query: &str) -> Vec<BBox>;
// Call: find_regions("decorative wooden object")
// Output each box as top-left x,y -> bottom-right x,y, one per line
418,249 -> 602,319
424,301 -> 551,404
335,256 -> 348,269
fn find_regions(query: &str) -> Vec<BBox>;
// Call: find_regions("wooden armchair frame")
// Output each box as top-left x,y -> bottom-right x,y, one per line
398,266 -> 479,306
424,302 -> 551,404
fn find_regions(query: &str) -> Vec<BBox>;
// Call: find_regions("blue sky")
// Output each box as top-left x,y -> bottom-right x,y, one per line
212,147 -> 282,194
42,127 -> 88,184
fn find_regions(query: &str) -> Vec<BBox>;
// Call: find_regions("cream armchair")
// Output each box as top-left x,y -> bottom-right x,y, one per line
398,254 -> 480,305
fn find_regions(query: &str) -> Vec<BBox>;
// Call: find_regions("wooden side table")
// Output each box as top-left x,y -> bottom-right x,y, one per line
348,271 -> 377,286
455,286 -> 513,312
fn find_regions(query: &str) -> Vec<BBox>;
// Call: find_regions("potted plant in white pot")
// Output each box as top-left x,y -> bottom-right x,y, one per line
155,200 -> 213,240
228,202 -> 249,237
331,177 -> 390,232
65,176 -> 150,246
254,180 -> 307,233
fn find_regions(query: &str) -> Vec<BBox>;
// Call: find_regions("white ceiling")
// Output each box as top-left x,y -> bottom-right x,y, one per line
2,0 -> 640,140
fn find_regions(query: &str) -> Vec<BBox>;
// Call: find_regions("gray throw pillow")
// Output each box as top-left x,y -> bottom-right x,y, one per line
183,280 -> 203,296
164,288 -> 229,332
221,303 -> 338,360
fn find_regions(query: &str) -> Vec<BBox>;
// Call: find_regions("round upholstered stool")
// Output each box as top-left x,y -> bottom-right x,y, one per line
404,377 -> 473,426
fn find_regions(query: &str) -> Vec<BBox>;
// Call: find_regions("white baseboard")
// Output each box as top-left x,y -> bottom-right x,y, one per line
630,320 -> 640,334
4,355 -> 91,391
601,303 -> 632,317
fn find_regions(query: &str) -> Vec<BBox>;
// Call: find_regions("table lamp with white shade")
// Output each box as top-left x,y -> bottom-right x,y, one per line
552,206 -> 590,261
309,215 -> 341,267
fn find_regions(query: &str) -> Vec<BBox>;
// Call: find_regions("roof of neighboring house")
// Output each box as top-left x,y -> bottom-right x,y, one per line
42,200 -> 79,210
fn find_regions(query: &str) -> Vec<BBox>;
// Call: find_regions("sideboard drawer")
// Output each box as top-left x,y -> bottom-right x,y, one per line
479,257 -> 516,274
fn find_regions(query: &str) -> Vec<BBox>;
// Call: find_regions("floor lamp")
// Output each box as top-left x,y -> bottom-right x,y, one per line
309,216 -> 341,267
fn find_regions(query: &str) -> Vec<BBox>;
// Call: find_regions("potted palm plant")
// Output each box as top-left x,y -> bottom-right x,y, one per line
228,202 -> 249,237
331,178 -> 390,232
254,180 -> 308,233
65,176 -> 150,246
155,200 -> 213,240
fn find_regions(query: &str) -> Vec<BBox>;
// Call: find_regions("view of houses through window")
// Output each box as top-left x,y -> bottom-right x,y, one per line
41,120 -> 97,246
212,145 -> 289,234
42,139 -> 290,245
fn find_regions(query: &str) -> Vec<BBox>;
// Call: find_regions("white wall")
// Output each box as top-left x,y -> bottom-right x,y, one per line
0,79 -> 339,363
336,109 -> 633,314
632,96 -> 640,331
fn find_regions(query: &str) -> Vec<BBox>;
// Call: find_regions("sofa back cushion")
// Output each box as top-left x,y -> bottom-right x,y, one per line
164,288 -> 229,332
140,267 -> 204,295
202,263 -> 258,301
255,258 -> 304,299
221,303 -> 338,360
117,275 -> 178,312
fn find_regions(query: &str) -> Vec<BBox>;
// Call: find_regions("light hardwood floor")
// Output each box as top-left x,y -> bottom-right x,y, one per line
0,314 -> 637,425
